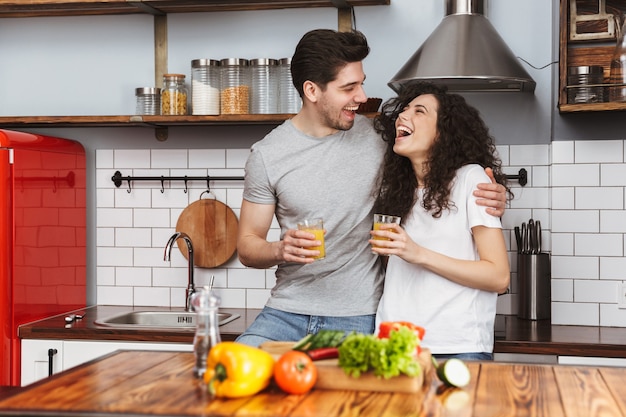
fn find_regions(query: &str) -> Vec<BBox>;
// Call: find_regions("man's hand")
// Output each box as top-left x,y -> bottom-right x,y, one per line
474,167 -> 507,217
280,228 -> 324,264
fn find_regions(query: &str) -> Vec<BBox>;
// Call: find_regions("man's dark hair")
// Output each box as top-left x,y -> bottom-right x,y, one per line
291,29 -> 370,98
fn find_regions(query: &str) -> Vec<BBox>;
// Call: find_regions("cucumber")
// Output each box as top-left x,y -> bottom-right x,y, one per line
435,358 -> 471,388
293,330 -> 349,351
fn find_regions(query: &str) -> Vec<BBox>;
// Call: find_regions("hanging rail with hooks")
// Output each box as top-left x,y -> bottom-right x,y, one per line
111,170 -> 244,193
506,168 -> 528,187
112,167 -> 527,193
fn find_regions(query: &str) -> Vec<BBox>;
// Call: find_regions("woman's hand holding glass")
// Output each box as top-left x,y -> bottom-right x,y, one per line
370,214 -> 402,256
369,216 -> 421,264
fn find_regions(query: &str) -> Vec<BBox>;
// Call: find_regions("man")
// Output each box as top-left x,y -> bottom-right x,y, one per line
235,29 -> 506,347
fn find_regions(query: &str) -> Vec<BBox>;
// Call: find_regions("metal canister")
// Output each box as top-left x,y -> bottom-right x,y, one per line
220,58 -> 250,115
250,58 -> 279,114
191,59 -> 220,115
278,57 -> 302,114
567,66 -> 604,104
135,87 -> 161,115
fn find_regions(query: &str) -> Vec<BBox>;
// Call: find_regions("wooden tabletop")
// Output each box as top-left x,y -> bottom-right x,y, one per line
1,350 -> 626,417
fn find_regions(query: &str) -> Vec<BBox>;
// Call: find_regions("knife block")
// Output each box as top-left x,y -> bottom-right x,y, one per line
518,253 -> 551,320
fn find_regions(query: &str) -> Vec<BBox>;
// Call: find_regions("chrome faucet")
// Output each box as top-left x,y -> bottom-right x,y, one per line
164,232 -> 196,312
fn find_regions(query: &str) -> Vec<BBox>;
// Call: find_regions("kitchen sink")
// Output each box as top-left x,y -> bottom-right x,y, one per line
94,310 -> 240,329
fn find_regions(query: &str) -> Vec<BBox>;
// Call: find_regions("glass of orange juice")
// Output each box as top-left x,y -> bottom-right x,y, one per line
297,218 -> 325,260
372,214 -> 401,245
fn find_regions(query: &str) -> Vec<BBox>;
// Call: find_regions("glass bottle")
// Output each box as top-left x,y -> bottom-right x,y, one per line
161,73 -> 188,115
135,87 -> 161,115
191,59 -> 220,115
220,58 -> 250,115
278,57 -> 302,114
250,58 -> 279,114
609,16 -> 626,102
190,286 -> 221,379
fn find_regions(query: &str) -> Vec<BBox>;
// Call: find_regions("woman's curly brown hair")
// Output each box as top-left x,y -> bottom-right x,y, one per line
372,82 -> 512,221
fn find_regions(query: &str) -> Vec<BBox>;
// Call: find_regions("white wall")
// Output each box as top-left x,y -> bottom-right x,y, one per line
0,0 -> 552,144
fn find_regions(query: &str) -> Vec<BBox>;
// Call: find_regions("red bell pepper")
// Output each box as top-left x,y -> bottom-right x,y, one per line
378,321 -> 426,355
378,321 -> 425,340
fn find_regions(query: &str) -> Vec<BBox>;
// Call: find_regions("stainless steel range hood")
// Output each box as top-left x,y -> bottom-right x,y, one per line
388,0 -> 536,93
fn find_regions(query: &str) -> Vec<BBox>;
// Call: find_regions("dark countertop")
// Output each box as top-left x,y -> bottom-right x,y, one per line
18,305 -> 258,343
18,305 -> 626,358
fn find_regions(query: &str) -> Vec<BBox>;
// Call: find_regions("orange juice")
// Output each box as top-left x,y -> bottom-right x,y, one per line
373,222 -> 391,241
297,218 -> 325,260
372,214 -> 401,247
304,227 -> 325,260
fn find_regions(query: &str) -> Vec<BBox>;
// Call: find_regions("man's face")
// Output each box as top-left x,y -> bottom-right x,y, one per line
316,61 -> 367,132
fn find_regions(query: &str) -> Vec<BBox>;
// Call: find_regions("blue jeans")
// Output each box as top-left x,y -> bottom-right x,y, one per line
434,352 -> 493,361
235,306 -> 376,347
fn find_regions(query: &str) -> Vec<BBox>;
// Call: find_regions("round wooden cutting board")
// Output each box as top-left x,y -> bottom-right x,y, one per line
175,197 -> 239,268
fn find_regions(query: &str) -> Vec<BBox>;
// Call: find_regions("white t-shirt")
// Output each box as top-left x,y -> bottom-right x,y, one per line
375,164 -> 502,354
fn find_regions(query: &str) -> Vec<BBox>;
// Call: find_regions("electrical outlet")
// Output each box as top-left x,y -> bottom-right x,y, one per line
619,283 -> 626,309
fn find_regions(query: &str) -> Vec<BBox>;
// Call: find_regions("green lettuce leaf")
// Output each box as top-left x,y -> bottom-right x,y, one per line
337,327 -> 421,379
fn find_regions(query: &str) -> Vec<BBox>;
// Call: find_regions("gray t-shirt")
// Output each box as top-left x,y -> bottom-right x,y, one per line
243,115 -> 386,316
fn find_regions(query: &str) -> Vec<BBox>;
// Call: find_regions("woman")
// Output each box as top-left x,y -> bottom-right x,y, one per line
371,82 -> 511,361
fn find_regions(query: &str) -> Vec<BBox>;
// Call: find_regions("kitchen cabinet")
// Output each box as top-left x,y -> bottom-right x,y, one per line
20,340 -> 63,387
21,339 -> 192,386
559,0 -> 626,112
493,352 -> 557,364
0,0 -> 388,136
558,355 -> 626,367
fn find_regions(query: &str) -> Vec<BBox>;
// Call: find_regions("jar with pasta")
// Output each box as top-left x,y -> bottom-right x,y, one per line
220,58 -> 250,115
161,73 -> 188,115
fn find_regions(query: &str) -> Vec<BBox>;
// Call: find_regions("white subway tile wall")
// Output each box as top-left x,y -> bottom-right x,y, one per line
95,142 -> 626,327
552,140 -> 626,327
96,148 -> 272,309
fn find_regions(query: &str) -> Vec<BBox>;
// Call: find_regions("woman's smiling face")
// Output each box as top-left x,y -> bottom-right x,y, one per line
393,93 -> 439,161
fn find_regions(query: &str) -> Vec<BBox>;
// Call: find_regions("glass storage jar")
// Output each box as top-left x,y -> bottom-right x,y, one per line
567,66 -> 604,104
220,58 -> 250,115
161,73 -> 188,115
278,57 -> 302,114
250,58 -> 279,114
135,87 -> 161,115
191,59 -> 220,115
609,17 -> 626,102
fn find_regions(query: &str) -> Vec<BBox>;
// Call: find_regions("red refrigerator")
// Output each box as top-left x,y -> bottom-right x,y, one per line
0,129 -> 86,386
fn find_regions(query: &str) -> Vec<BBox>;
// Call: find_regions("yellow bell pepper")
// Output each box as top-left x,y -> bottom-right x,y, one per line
203,341 -> 275,398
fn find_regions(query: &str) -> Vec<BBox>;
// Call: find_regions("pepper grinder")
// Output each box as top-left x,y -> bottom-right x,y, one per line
190,284 -> 221,378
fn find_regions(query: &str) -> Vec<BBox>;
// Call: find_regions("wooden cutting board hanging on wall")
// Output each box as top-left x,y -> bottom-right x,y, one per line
175,193 -> 239,268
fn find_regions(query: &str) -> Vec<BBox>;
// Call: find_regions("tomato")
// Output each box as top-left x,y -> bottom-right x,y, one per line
378,321 -> 426,340
273,351 -> 318,395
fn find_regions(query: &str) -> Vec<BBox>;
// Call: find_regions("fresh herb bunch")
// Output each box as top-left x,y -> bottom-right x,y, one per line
337,326 -> 421,379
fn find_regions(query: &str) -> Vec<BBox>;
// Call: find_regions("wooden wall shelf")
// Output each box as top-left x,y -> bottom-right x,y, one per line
0,115 -> 294,128
559,0 -> 626,113
0,0 -> 389,18
0,0 -> 388,136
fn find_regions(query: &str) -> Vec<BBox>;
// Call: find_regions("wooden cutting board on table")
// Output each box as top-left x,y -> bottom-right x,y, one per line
176,196 -> 238,268
260,341 -> 433,393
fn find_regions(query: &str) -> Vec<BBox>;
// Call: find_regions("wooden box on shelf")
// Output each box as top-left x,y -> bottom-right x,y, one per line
559,0 -> 626,112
